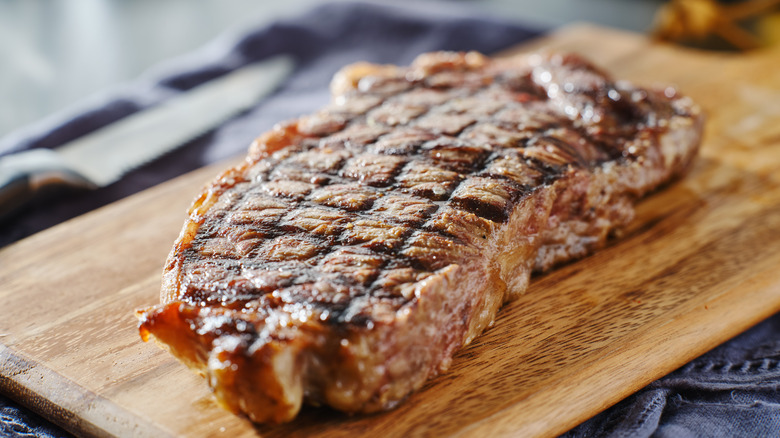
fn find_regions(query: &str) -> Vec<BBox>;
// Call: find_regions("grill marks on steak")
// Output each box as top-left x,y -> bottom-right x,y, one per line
138,51 -> 703,423
184,78 -> 547,309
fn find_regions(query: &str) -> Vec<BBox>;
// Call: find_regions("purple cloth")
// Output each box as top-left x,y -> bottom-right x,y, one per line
1,2 -> 778,437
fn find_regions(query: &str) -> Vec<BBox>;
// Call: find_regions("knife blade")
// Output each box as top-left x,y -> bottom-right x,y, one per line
0,55 -> 294,220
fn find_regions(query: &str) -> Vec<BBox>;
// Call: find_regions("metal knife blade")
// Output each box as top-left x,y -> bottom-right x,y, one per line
0,55 -> 294,220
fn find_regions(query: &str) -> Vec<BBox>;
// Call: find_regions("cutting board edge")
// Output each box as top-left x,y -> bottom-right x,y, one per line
0,343 -> 173,438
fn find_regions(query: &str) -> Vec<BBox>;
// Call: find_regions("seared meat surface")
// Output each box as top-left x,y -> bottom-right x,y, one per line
138,51 -> 703,423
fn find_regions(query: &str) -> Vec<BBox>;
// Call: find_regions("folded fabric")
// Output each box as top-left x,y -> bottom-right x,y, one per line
1,2 -> 777,437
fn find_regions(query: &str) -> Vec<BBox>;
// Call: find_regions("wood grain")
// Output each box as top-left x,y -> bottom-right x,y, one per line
2,24 -> 780,437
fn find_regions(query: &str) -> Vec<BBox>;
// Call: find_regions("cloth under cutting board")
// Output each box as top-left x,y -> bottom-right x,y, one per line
0,2 -> 778,437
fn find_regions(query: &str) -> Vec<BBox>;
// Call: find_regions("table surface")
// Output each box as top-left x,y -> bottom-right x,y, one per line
0,0 -> 664,142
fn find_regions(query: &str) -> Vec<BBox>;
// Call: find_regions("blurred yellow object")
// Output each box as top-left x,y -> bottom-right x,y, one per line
653,0 -> 721,40
652,0 -> 780,50
757,12 -> 780,44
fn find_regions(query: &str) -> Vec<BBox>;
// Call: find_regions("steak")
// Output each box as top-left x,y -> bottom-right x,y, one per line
137,51 -> 703,423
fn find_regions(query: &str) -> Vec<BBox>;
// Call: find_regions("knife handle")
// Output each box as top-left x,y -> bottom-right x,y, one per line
0,149 -> 96,222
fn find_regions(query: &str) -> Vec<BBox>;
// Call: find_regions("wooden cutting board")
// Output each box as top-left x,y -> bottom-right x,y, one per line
2,24 -> 780,438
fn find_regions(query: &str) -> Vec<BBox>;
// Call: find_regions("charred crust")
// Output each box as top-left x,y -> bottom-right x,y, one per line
141,50 -> 703,422
162,49 -> 698,321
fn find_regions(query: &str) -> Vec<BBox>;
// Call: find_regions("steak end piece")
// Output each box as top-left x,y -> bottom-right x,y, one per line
137,51 -> 703,423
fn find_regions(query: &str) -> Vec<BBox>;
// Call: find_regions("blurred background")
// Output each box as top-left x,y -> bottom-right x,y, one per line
0,0 -> 669,140
2,0 -> 779,140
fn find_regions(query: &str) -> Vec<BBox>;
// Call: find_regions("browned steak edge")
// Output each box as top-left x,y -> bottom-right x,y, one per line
137,52 -> 704,424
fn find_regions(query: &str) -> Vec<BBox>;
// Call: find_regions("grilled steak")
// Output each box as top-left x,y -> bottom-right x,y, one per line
138,51 -> 703,423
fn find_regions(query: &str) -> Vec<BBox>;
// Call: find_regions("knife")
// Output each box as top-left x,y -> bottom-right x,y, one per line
0,55 -> 294,221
